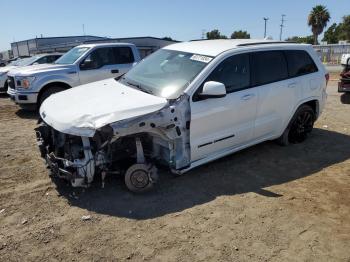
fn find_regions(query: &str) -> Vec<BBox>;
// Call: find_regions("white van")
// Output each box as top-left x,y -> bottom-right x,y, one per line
36,39 -> 328,192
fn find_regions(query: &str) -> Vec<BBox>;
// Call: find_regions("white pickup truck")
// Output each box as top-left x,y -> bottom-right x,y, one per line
7,43 -> 140,109
0,53 -> 62,93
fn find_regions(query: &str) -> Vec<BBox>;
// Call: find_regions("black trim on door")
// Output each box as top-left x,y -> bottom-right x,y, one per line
198,134 -> 235,148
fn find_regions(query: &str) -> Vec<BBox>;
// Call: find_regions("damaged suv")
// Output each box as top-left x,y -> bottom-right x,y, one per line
36,39 -> 328,192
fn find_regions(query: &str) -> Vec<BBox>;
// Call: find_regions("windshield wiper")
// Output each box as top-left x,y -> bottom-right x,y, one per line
126,81 -> 153,94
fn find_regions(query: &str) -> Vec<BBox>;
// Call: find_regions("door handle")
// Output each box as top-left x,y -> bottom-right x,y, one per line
241,94 -> 255,100
111,69 -> 119,74
288,82 -> 297,88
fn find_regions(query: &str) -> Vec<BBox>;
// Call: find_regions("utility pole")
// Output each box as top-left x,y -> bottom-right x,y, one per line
201,29 -> 206,39
263,17 -> 269,38
279,14 -> 286,41
82,24 -> 86,36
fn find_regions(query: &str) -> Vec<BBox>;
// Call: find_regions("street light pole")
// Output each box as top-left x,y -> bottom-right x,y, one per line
263,17 -> 269,38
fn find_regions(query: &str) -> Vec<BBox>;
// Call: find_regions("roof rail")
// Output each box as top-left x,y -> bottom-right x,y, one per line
237,41 -> 297,47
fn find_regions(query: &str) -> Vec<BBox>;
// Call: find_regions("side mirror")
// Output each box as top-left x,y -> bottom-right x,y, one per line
80,61 -> 94,70
199,81 -> 226,99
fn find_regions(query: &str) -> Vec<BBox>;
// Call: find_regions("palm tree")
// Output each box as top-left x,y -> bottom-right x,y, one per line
308,5 -> 331,45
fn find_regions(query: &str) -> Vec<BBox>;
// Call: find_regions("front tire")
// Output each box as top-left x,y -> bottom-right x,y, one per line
277,105 -> 315,146
39,86 -> 66,107
124,163 -> 158,193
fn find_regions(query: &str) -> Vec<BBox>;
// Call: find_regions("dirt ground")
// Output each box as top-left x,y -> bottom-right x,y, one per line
0,78 -> 349,262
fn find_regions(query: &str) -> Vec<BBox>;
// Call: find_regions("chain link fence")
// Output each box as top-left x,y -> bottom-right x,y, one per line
313,44 -> 350,65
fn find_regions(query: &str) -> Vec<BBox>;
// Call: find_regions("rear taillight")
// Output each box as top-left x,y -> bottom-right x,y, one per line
325,73 -> 329,86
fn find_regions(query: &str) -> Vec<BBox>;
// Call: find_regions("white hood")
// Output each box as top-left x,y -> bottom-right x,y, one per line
8,63 -> 74,76
40,78 -> 168,137
0,65 -> 17,74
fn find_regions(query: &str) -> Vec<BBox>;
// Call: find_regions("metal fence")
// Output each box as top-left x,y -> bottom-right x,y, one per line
313,44 -> 350,64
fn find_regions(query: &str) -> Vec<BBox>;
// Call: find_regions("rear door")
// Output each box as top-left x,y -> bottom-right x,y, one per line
111,46 -> 136,76
251,50 -> 297,139
284,49 -> 320,100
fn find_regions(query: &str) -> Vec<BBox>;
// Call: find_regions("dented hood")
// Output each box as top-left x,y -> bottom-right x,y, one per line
40,78 -> 168,137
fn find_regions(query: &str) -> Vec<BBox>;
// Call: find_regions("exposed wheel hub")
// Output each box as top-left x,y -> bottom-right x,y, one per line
130,169 -> 149,189
125,163 -> 158,193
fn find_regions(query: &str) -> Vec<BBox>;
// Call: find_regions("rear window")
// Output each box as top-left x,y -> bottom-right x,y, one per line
284,50 -> 318,77
251,51 -> 288,86
113,47 -> 134,64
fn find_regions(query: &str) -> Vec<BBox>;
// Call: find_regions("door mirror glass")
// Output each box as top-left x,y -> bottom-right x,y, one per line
199,81 -> 226,99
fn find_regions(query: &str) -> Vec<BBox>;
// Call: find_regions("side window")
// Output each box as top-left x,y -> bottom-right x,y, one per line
81,48 -> 114,70
285,50 -> 318,77
206,53 -> 250,93
44,56 -> 56,63
36,57 -> 48,64
251,51 -> 288,86
113,47 -> 134,64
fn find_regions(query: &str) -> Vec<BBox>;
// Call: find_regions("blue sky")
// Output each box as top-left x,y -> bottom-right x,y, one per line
1,0 -> 348,50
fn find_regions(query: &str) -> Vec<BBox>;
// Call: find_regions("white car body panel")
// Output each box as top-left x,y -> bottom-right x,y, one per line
40,78 -> 167,137
190,88 -> 258,161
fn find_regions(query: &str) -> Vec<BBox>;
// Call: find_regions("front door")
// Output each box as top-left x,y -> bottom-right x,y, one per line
78,47 -> 127,85
190,53 -> 258,161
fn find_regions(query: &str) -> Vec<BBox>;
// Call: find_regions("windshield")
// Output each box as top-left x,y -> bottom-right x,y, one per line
55,47 -> 90,65
13,57 -> 39,66
121,49 -> 212,99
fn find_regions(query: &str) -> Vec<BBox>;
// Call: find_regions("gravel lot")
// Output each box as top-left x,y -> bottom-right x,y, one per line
0,79 -> 349,261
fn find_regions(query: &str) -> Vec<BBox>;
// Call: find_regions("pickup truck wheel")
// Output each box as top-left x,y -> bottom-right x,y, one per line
277,105 -> 315,146
3,80 -> 8,92
39,86 -> 66,107
124,163 -> 158,193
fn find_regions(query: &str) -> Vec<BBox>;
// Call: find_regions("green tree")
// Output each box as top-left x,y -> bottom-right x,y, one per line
162,37 -> 174,41
338,15 -> 350,40
308,5 -> 331,44
206,29 -> 227,39
323,23 -> 340,44
322,15 -> 350,43
286,36 -> 314,44
230,30 -> 250,39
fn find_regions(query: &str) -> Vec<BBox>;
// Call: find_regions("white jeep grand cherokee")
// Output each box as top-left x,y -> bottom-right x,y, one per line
36,39 -> 328,193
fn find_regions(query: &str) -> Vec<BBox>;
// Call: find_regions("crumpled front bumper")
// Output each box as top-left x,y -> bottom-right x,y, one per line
35,124 -> 75,181
45,152 -> 75,181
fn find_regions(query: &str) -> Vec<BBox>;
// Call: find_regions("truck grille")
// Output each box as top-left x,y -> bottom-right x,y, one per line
7,76 -> 15,89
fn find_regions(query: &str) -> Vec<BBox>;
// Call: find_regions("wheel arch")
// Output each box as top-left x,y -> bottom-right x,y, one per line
303,99 -> 319,120
38,81 -> 72,104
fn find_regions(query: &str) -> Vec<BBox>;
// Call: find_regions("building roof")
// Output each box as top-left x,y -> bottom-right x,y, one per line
84,36 -> 179,43
11,35 -> 106,45
164,39 -> 302,57
78,42 -> 136,48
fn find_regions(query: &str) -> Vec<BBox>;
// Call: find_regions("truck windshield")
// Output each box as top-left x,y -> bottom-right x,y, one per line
55,47 -> 90,65
121,49 -> 212,99
15,56 -> 41,66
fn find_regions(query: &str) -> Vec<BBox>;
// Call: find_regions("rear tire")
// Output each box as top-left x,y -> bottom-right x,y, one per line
39,86 -> 66,107
277,104 -> 315,146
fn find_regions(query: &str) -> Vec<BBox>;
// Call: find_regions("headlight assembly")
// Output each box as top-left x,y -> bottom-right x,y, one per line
16,76 -> 36,89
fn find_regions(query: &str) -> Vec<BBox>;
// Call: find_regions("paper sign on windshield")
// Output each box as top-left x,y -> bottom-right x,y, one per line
190,54 -> 213,63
